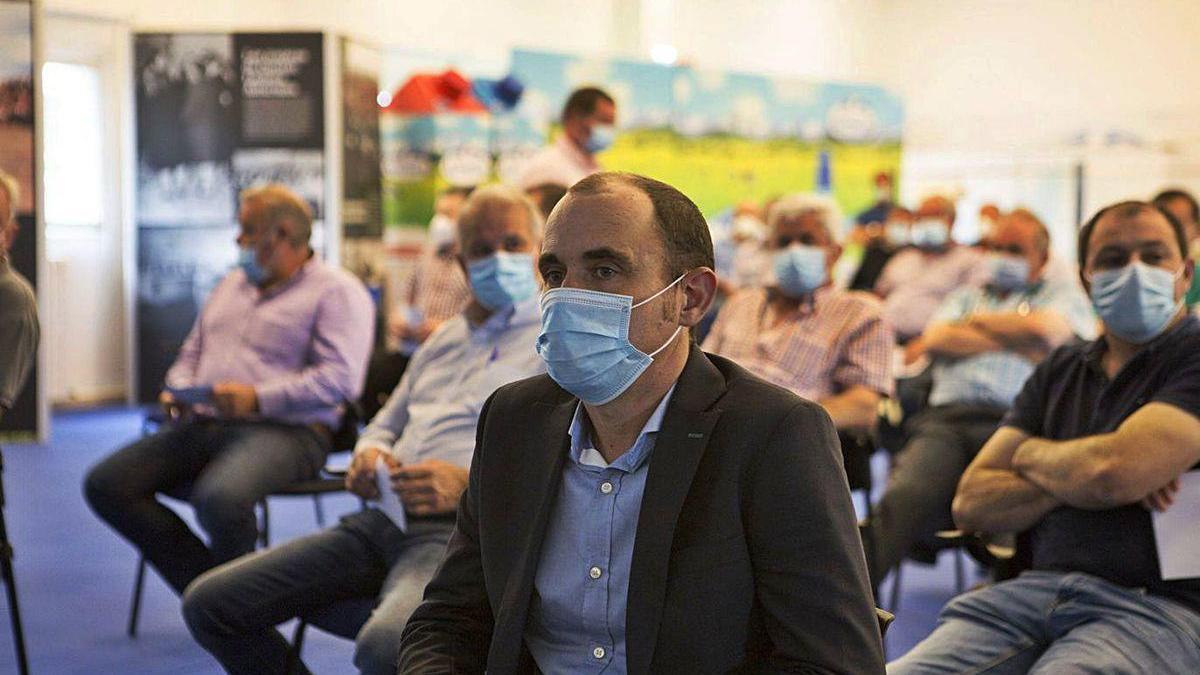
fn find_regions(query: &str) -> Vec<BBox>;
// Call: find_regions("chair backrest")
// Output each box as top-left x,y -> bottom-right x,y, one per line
330,400 -> 364,452
838,429 -> 875,492
875,607 -> 895,637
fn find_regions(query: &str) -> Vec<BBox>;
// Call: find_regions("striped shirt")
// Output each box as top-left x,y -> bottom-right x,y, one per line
702,287 -> 895,401
927,279 -> 1098,408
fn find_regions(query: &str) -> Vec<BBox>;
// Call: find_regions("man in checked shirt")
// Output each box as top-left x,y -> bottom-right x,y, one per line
703,192 -> 895,433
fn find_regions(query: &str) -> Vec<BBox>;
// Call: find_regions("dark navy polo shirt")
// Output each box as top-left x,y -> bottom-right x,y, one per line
1002,314 -> 1200,613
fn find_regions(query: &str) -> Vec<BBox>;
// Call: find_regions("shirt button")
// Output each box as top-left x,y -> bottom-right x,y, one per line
589,566 -> 603,579
600,481 -> 613,494
593,646 -> 606,659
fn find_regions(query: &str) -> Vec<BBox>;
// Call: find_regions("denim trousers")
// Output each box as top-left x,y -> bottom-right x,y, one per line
183,509 -> 455,675
890,570 -> 1200,674
83,418 -> 328,593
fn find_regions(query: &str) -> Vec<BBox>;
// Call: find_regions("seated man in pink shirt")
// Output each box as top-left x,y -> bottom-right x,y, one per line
85,184 -> 375,596
704,193 -> 894,431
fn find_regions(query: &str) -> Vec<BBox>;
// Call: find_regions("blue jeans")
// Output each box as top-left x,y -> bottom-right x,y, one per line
183,509 -> 454,675
84,419 -> 328,593
890,570 -> 1200,674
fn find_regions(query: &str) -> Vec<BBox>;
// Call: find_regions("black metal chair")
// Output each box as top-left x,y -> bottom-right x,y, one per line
126,470 -> 349,638
839,429 -> 877,520
127,403 -> 364,638
0,445 -> 29,675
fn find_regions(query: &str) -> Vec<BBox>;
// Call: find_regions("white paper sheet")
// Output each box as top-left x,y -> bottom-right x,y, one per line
1153,470 -> 1200,580
373,456 -> 408,533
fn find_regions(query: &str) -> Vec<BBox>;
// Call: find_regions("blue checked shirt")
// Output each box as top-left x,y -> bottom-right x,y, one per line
928,279 -> 1097,407
524,385 -> 677,674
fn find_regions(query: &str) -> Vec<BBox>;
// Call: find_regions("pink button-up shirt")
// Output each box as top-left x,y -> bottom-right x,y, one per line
165,256 -> 375,428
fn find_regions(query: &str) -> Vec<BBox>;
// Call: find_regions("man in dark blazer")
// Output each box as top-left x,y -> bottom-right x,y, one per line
399,172 -> 883,674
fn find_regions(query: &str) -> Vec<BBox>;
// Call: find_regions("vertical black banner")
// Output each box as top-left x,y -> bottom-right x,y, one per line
134,32 -> 326,402
0,0 -> 39,440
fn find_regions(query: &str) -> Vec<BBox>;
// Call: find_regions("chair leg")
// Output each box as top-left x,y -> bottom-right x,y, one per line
258,499 -> 270,548
128,555 -> 147,638
311,494 -> 325,528
888,564 -> 903,614
286,619 -> 309,675
954,548 -> 966,594
0,474 -> 30,675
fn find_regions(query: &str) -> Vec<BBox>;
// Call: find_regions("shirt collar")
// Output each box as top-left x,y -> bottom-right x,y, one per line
250,253 -> 319,298
568,382 -> 678,473
555,134 -> 599,171
1083,313 -> 1198,368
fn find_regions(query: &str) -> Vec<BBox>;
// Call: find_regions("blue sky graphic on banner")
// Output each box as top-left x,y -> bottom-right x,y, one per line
512,49 -> 902,143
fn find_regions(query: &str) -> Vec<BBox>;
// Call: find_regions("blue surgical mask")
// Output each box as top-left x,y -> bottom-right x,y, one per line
467,251 -> 538,310
536,274 -> 686,405
585,124 -> 616,154
910,218 -> 949,249
988,253 -> 1030,292
773,245 -> 828,297
237,247 -> 268,286
1089,261 -> 1183,343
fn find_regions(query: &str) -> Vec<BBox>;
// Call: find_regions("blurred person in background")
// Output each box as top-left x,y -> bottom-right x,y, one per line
849,205 -> 913,292
0,170 -> 38,422
518,86 -> 616,190
864,209 -> 1096,586
361,187 -> 473,419
875,195 -> 990,342
525,181 -> 569,220
1153,188 -> 1200,308
85,184 -> 375,597
704,193 -> 894,432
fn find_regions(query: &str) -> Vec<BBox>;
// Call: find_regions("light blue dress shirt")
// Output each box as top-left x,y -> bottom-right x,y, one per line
354,298 -> 544,469
928,278 -> 1097,407
525,385 -> 677,674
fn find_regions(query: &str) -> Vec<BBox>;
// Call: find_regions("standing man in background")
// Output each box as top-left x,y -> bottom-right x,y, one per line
518,87 -> 616,190
0,170 -> 38,422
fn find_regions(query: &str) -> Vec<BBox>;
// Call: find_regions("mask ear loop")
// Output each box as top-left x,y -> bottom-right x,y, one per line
633,272 -> 689,358
631,272 -> 688,309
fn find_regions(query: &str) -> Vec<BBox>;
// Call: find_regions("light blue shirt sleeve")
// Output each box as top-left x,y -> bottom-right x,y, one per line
929,287 -> 979,325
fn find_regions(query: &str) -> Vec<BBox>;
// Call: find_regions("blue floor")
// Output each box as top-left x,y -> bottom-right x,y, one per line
0,407 -> 963,673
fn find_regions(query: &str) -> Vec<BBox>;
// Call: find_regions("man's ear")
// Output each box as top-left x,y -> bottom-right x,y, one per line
679,268 -> 718,328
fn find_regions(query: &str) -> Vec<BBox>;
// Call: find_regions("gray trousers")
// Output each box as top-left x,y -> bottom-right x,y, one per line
84,419 -> 329,593
868,404 -> 1007,585
183,509 -> 455,675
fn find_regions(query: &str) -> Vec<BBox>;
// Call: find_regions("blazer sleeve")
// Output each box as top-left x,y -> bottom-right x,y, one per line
398,392 -> 497,673
744,400 -> 885,674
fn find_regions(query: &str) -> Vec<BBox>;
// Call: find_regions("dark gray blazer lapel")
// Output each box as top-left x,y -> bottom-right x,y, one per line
487,395 -> 575,669
625,347 -> 728,675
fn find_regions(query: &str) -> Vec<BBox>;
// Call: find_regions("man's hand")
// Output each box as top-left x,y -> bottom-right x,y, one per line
159,390 -> 188,421
407,320 -> 436,344
387,314 -> 410,341
1141,478 -> 1180,512
212,382 -> 259,418
346,446 -> 398,499
390,459 -> 468,516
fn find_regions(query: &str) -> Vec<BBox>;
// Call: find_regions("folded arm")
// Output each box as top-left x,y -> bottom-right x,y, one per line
1012,402 -> 1200,508
921,321 -> 1003,359
968,310 -> 1073,359
953,426 -> 1061,534
819,385 -> 882,432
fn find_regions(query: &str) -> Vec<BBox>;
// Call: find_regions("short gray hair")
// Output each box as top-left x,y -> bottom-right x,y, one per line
239,183 -> 313,247
456,184 -> 544,246
766,193 -> 845,243
0,170 -> 19,227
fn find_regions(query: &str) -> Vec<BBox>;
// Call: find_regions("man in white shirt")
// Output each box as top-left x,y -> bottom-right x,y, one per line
517,87 -> 616,190
182,186 -> 546,675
